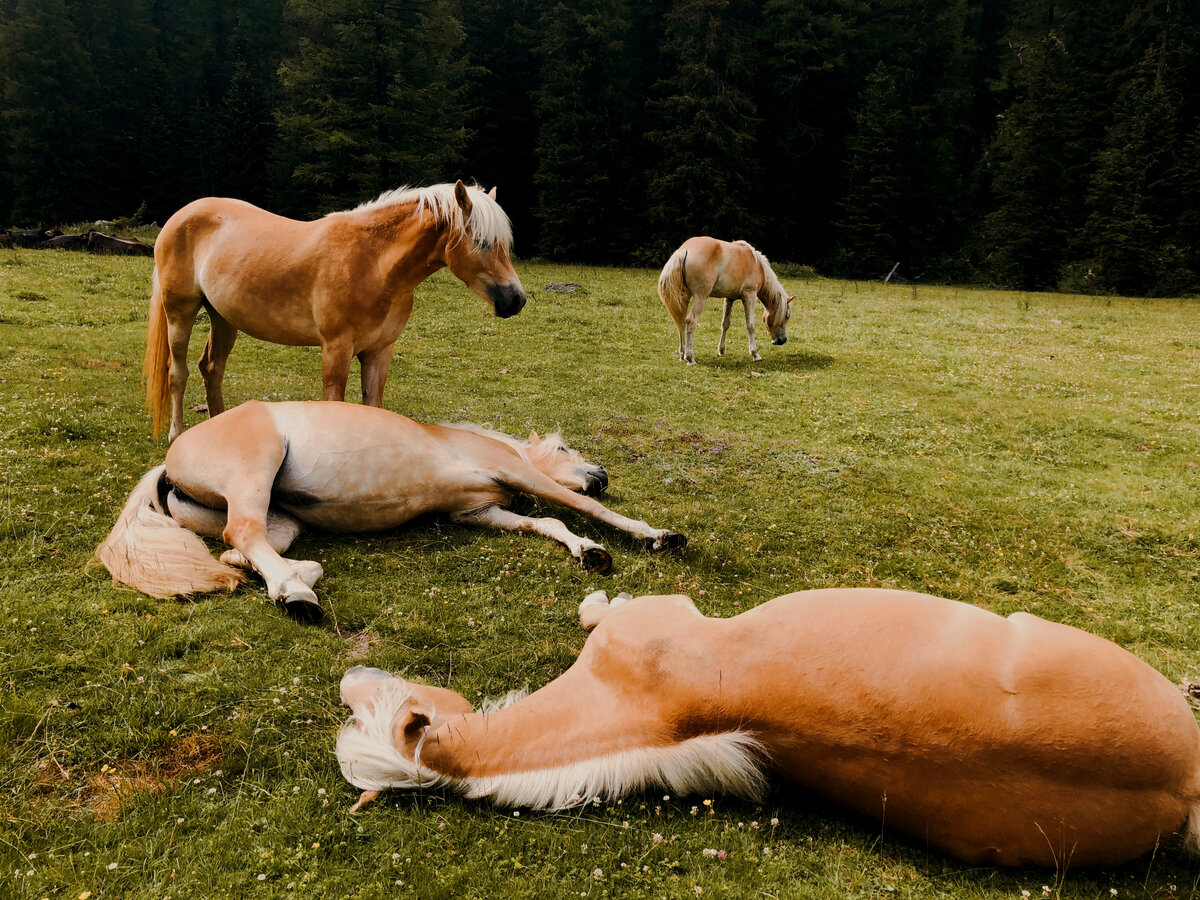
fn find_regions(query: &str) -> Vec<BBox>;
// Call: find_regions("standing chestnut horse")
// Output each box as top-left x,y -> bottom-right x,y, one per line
338,587 -> 1200,867
658,236 -> 792,364
145,181 -> 526,442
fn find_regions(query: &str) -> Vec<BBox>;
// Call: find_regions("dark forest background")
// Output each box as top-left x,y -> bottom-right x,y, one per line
2,0 -> 1198,295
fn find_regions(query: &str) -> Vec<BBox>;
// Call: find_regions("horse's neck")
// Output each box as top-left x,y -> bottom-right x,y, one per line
421,672 -> 648,781
364,204 -> 454,286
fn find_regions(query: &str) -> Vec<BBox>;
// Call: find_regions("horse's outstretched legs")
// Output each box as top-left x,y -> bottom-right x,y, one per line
164,294 -> 204,443
742,293 -> 762,361
358,342 -> 396,408
717,298 -> 735,356
682,294 -> 709,365
452,506 -> 613,573
494,465 -> 686,552
198,306 -> 238,419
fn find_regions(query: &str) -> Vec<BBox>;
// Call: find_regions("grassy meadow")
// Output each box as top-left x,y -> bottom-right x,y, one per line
2,246 -> 1199,899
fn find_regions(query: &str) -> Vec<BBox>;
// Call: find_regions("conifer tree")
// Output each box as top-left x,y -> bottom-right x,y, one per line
1082,48 -> 1195,295
533,0 -> 645,262
275,0 -> 470,215
642,0 -> 762,261
980,33 -> 1084,290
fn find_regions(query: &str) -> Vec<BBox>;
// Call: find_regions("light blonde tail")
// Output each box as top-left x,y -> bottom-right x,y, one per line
93,466 -> 245,599
657,248 -> 690,318
143,267 -> 170,439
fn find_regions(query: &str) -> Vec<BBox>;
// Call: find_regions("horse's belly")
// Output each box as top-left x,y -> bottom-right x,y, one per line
281,497 -> 431,532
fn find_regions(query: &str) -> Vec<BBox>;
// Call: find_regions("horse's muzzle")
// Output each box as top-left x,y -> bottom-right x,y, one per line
582,466 -> 608,497
490,284 -> 527,319
771,334 -> 787,346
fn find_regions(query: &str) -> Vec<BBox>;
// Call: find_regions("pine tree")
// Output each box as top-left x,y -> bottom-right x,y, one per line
641,0 -> 762,261
834,63 -> 905,278
533,0 -> 646,262
0,0 -> 101,223
275,0 -> 470,215
979,33 -> 1084,290
1082,48 -> 1195,295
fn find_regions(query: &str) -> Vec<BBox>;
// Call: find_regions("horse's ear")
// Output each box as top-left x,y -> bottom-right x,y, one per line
487,186 -> 497,200
453,179 -> 473,216
397,706 -> 432,747
528,429 -> 540,443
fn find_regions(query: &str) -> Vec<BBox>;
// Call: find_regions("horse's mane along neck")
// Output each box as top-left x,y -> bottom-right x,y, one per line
441,422 -> 567,473
735,240 -> 786,305
335,183 -> 513,250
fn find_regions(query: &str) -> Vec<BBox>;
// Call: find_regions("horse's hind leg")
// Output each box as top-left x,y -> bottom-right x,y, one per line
197,306 -> 238,418
683,294 -> 709,365
717,298 -> 735,356
163,294 -> 204,443
452,506 -> 613,573
167,491 -> 321,588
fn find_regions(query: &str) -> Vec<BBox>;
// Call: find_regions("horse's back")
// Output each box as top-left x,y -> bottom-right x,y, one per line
672,236 -> 759,297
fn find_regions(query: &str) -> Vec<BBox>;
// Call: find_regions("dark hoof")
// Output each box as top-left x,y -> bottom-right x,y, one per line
654,531 -> 687,552
583,467 -> 609,497
282,595 -> 323,622
580,546 -> 612,574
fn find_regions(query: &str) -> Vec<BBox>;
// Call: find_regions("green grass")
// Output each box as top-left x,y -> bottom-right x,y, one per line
1,246 -> 1199,898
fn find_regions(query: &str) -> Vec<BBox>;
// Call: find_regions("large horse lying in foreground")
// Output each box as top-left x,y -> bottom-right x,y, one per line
145,181 -> 526,442
96,401 -> 684,619
338,587 -> 1200,867
657,236 -> 792,364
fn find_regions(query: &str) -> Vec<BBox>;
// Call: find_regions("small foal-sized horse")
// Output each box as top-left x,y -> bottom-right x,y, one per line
145,181 -> 526,442
96,401 -> 683,619
657,236 -> 793,364
338,587 -> 1200,867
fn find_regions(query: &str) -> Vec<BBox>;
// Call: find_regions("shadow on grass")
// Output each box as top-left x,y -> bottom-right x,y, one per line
702,349 -> 835,373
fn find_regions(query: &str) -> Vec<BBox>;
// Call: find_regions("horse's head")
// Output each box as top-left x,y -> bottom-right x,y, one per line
526,429 -> 609,496
763,294 -> 793,346
337,666 -> 473,795
445,181 -> 527,319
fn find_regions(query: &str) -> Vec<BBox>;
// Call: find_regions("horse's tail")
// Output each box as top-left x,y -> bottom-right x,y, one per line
657,247 -> 690,316
92,466 -> 245,599
143,266 -> 171,439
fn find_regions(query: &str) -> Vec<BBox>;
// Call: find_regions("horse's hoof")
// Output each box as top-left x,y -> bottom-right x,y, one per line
652,531 -> 687,552
282,590 -> 323,622
580,546 -> 612,574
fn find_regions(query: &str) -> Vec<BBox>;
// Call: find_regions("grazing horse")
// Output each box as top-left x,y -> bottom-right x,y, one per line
658,236 -> 792,364
338,587 -> 1200,868
144,181 -> 526,442
95,401 -> 684,620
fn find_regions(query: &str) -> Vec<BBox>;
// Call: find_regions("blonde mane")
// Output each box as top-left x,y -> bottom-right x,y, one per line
441,422 -> 570,469
734,240 -> 787,307
338,183 -> 513,250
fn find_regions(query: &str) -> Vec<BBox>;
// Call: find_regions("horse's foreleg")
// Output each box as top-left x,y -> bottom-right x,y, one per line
742,293 -> 762,361
197,307 -> 238,419
358,342 -> 396,408
320,339 -> 355,402
717,298 -> 735,357
496,467 -> 686,553
683,294 -> 708,365
451,506 -> 612,573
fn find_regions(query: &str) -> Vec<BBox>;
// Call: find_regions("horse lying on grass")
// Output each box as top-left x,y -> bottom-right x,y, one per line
96,401 -> 684,620
338,587 -> 1200,868
657,236 -> 792,364
145,181 -> 526,442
